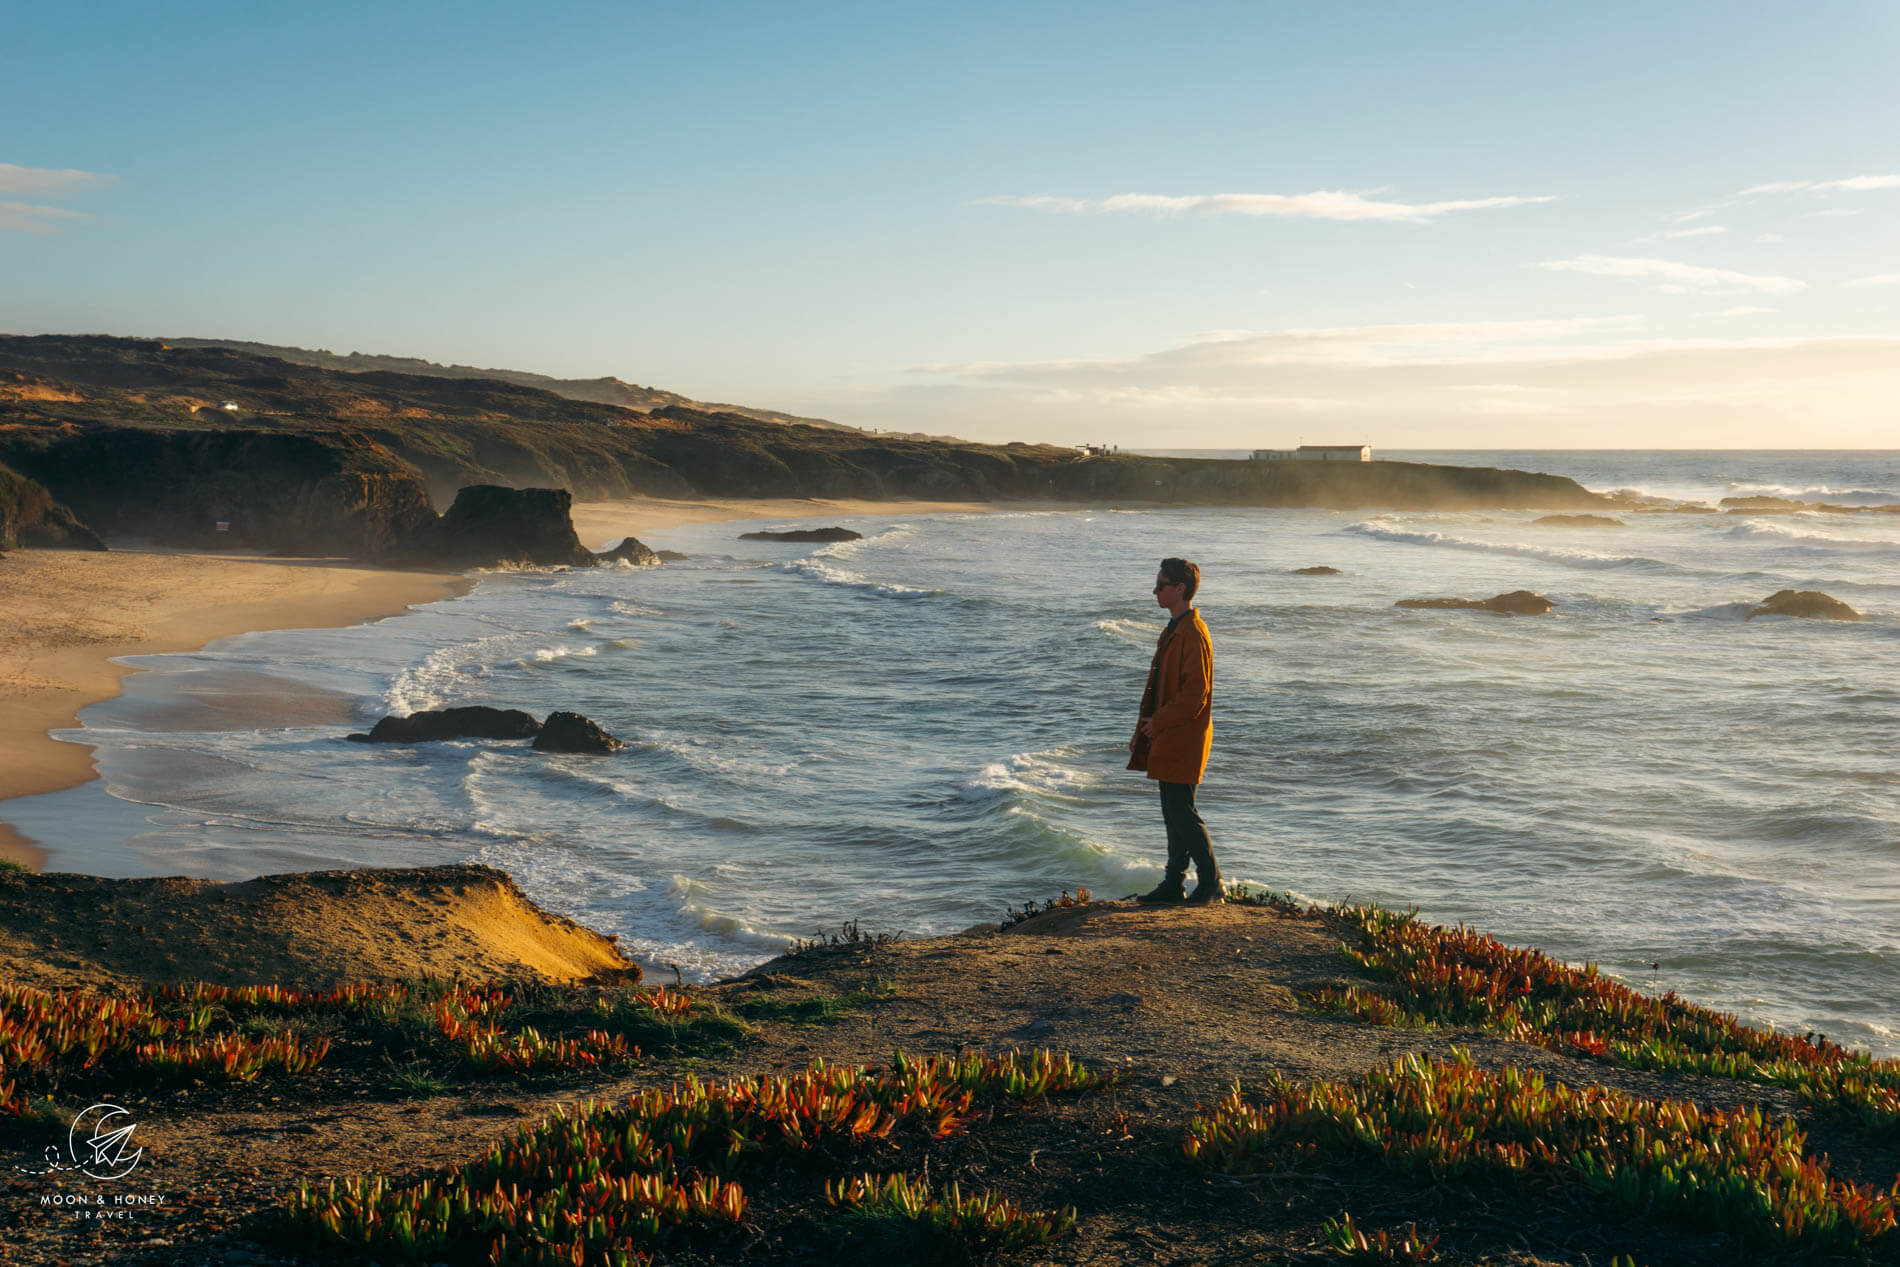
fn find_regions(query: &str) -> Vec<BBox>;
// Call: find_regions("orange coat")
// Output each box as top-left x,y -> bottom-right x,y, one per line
1128,609 -> 1213,784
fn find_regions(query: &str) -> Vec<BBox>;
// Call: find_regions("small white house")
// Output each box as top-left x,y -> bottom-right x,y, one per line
1251,449 -> 1296,461
1297,444 -> 1371,462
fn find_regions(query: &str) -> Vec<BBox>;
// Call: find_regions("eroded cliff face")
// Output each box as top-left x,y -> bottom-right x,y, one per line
0,462 -> 106,551
0,427 -> 436,557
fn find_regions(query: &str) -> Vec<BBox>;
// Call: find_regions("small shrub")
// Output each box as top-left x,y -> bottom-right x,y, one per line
1000,888 -> 1093,930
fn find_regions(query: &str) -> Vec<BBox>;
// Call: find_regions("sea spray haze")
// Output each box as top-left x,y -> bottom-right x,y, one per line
6,452 -> 1896,1057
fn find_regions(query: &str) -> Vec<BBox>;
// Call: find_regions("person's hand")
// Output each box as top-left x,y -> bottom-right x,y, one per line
1138,718 -> 1156,738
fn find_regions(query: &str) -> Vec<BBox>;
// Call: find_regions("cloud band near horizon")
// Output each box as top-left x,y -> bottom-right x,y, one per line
980,189 -> 1557,223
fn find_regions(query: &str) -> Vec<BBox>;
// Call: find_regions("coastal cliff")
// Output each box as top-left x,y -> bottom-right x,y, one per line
0,337 -> 1616,550
0,461 -> 104,552
0,423 -> 437,556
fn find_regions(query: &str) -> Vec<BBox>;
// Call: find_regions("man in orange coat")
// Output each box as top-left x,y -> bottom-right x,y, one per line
1128,557 -> 1220,904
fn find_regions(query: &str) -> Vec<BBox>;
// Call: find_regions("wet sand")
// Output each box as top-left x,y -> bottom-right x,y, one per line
0,549 -> 471,868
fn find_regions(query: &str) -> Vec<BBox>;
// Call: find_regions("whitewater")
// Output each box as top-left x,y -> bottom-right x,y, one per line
6,450 -> 1897,1056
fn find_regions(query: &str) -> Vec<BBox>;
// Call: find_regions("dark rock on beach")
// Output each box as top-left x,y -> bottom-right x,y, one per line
1744,589 -> 1861,621
533,710 -> 625,753
404,485 -> 597,569
1397,590 -> 1554,616
1534,513 -> 1625,527
739,526 -> 862,542
1291,565 -> 1341,575
656,549 -> 689,562
347,706 -> 542,744
597,535 -> 661,566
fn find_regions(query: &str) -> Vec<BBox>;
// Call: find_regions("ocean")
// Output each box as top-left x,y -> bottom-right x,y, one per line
7,450 -> 1898,1056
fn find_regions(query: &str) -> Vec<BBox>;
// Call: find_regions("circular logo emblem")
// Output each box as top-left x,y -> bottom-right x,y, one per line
69,1103 -> 142,1180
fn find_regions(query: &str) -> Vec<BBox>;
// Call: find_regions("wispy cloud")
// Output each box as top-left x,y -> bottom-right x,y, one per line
875,326 -> 1900,449
0,201 -> 95,234
1803,207 -> 1864,219
917,317 -> 1640,380
1538,254 -> 1805,295
979,189 -> 1557,224
1741,174 -> 1900,196
1660,225 -> 1726,239
0,163 -> 114,197
1669,172 -> 1899,224
0,162 -> 114,233
1845,273 -> 1900,289
1719,306 -> 1775,317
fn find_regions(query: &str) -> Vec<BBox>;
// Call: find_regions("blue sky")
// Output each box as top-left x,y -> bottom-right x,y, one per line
5,1 -> 1897,446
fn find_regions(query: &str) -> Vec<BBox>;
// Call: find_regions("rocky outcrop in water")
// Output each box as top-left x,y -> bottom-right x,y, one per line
739,526 -> 863,542
0,462 -> 106,551
597,536 -> 660,566
1396,590 -> 1553,616
1744,590 -> 1861,621
403,486 -> 596,569
532,711 -> 625,753
1291,565 -> 1341,575
347,706 -> 542,744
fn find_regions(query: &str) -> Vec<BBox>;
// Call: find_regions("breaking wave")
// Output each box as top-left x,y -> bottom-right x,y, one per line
1343,521 -> 1679,573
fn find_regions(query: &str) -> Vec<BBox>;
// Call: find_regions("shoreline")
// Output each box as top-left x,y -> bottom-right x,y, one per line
0,496 -> 1007,871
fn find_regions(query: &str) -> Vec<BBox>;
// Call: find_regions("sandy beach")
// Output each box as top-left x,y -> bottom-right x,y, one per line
0,496 -> 1003,872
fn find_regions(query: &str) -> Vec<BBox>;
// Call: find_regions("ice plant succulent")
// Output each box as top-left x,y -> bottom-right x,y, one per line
1314,904 -> 1900,1131
285,1048 -> 1109,1262
1184,1051 -> 1898,1253
826,1170 -> 1077,1254
0,982 -> 331,1115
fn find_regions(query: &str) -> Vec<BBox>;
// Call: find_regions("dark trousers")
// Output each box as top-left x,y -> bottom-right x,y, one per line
1158,781 -> 1217,882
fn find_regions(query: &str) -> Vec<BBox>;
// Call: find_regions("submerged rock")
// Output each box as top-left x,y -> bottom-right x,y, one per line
1291,565 -> 1341,575
533,710 -> 625,753
597,535 -> 660,566
348,706 -> 542,744
1534,514 -> 1625,528
1745,590 -> 1861,621
656,549 -> 689,562
739,526 -> 862,542
1396,590 -> 1553,616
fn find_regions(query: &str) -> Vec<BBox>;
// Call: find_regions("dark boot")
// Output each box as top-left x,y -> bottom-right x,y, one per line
1137,873 -> 1186,904
1185,843 -> 1222,905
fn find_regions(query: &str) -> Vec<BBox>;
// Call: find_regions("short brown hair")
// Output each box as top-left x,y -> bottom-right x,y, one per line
1159,557 -> 1200,603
